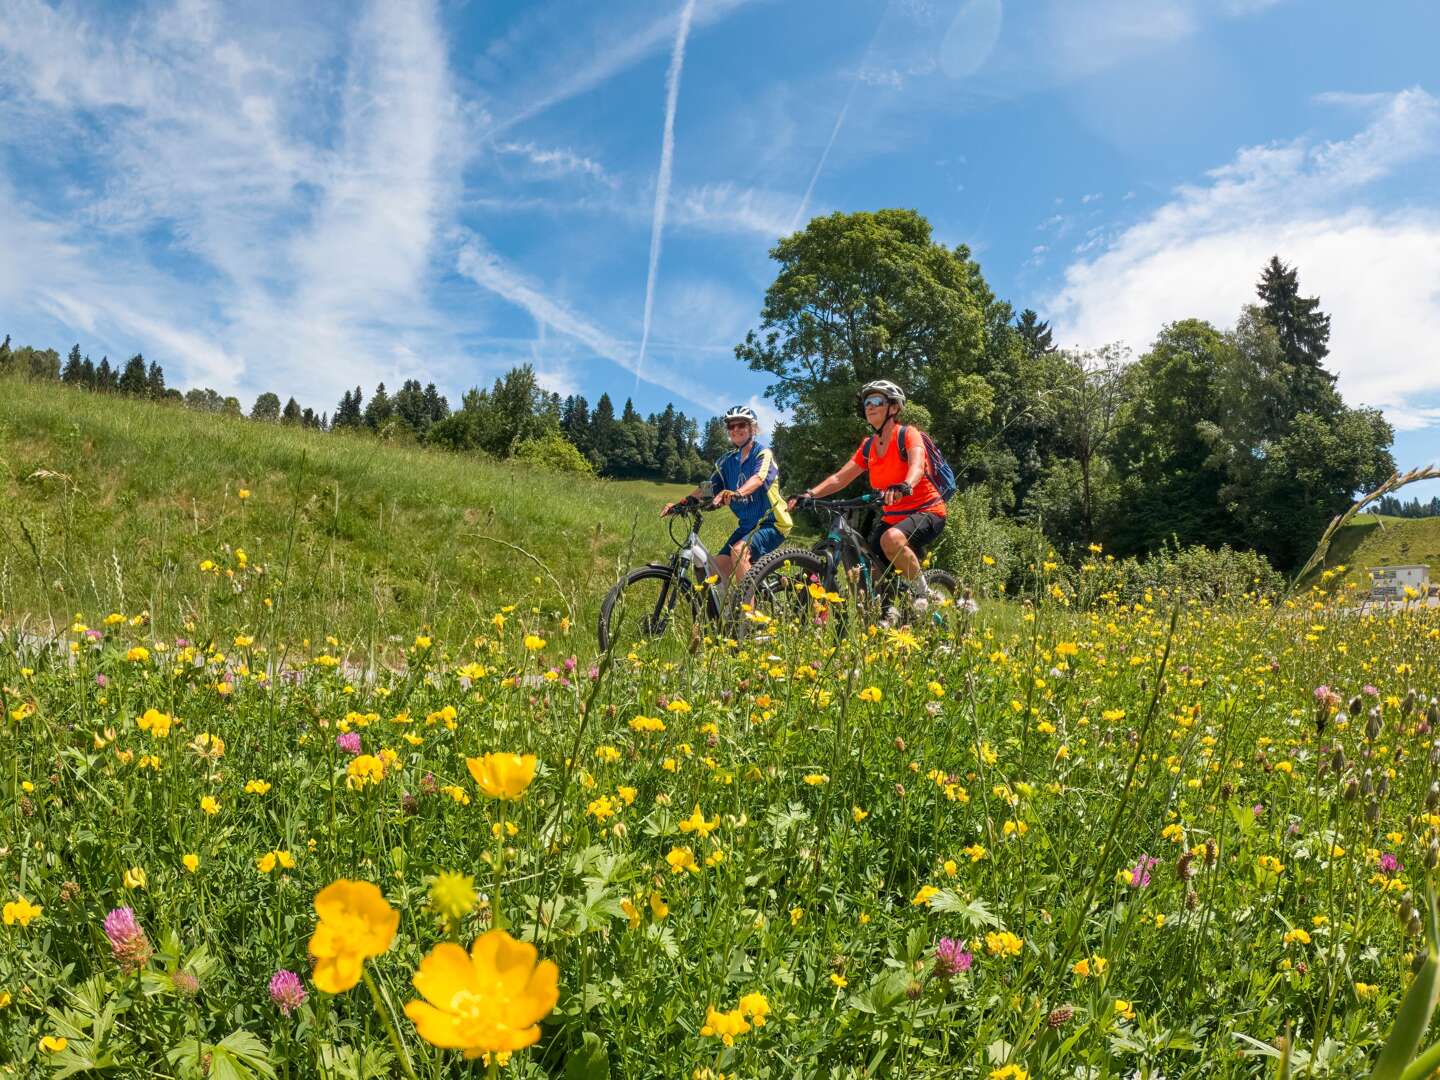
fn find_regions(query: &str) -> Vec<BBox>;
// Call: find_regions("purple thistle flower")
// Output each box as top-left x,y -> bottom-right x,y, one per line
1363,685 -> 1379,697
934,937 -> 973,977
1380,852 -> 1400,874
563,655 -> 578,673
1128,854 -> 1159,889
103,907 -> 152,973
95,673 -> 108,688
269,969 -> 307,1015
335,732 -> 361,755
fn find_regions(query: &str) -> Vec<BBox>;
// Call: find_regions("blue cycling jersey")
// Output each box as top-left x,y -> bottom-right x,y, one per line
710,441 -> 786,532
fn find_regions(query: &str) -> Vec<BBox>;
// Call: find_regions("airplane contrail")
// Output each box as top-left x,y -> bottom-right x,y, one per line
634,0 -> 698,394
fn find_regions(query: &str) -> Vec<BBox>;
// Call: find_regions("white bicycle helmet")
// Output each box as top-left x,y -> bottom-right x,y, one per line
857,379 -> 906,409
723,404 -> 759,425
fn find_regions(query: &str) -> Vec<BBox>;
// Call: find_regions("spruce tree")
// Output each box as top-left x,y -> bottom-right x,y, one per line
1256,256 -> 1332,370
282,397 -> 302,424
118,354 -> 148,395
96,357 -> 113,391
145,361 -> 166,398
62,344 -> 84,383
364,382 -> 393,430
1014,309 -> 1055,358
81,356 -> 96,388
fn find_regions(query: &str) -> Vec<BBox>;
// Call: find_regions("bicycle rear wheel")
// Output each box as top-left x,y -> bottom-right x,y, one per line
597,566 -> 703,653
732,546 -> 831,638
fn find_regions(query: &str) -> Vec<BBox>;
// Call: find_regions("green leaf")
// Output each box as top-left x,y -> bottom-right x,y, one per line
563,1032 -> 612,1080
1371,888 -> 1440,1079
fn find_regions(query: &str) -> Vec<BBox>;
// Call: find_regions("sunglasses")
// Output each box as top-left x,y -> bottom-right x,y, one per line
862,396 -> 889,409
725,422 -> 751,431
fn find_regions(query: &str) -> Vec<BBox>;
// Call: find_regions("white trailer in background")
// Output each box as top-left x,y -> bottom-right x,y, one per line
1368,564 -> 1431,601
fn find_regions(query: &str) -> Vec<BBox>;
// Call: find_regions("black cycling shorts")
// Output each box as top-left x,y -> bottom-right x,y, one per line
869,511 -> 946,560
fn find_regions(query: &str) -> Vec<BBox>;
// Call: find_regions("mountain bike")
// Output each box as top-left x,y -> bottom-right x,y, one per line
596,493 -> 731,653
733,494 -> 960,634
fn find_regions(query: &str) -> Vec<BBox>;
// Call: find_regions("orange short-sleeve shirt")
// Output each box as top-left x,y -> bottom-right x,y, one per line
850,426 -> 946,523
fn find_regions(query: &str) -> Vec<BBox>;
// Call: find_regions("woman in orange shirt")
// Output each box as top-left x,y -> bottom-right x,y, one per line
787,380 -> 945,606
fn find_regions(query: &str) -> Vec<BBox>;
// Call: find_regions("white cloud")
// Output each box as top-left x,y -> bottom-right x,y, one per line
1048,88 -> 1440,430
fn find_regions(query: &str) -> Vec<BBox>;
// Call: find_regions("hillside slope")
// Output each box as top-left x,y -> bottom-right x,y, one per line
0,377 -> 701,650
1314,512 -> 1440,592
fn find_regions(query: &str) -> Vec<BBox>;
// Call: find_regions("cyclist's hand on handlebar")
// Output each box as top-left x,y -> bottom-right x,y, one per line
661,502 -> 675,517
713,489 -> 735,507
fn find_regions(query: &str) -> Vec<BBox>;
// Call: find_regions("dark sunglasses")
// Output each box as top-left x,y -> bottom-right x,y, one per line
862,395 -> 888,409
725,422 -> 750,431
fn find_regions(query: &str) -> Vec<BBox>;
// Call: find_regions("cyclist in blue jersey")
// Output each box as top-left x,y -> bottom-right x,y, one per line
662,405 -> 793,583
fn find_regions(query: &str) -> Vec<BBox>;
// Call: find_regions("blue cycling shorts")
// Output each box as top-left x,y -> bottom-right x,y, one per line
723,520 -> 783,561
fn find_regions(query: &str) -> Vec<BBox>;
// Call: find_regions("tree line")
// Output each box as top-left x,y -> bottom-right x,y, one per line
1373,495 -> 1440,519
0,337 -> 718,484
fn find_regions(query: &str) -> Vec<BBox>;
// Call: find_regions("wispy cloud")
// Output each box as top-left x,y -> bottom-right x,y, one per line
495,141 -> 616,186
635,0 -> 699,392
1048,87 -> 1440,429
478,0 -> 758,142
455,235 -> 723,413
0,0 -> 471,406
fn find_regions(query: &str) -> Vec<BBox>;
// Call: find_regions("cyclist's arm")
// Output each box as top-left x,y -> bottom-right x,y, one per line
662,485 -> 705,515
803,459 -> 865,499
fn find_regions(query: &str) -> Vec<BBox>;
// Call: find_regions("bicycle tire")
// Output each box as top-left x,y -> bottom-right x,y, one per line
732,545 -> 830,637
597,566 -> 702,653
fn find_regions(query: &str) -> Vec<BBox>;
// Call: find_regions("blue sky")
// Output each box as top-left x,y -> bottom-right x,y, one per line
2,0 -> 1438,494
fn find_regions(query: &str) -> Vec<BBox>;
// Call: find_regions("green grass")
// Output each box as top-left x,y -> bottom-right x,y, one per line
0,376 -> 705,651
1312,512 -> 1440,591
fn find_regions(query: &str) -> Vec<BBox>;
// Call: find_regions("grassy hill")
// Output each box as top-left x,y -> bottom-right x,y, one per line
1311,511 -> 1440,591
0,376 -> 705,653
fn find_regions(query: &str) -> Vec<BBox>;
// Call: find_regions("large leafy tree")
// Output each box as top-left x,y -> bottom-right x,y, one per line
736,209 -> 990,487
1105,320 -> 1233,555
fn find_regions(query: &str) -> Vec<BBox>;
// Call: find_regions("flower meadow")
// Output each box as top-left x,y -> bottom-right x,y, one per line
4,556 -> 1440,1078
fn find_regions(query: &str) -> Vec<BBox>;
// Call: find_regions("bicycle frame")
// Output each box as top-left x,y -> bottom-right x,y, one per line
802,496 -> 904,604
644,504 -> 728,622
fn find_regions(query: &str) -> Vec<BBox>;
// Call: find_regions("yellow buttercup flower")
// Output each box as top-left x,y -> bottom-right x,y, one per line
523,634 -> 546,651
182,854 -> 200,873
405,930 -> 559,1056
466,753 -> 538,800
200,795 -> 220,815
857,686 -> 882,703
308,880 -> 399,994
123,867 -> 147,890
41,1035 -> 68,1053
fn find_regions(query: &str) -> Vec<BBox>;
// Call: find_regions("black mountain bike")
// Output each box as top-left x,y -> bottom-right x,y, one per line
733,494 -> 959,633
596,494 -> 731,653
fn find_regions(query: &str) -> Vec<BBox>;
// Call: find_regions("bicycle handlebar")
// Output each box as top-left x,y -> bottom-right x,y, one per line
793,493 -> 876,512
662,498 -> 724,518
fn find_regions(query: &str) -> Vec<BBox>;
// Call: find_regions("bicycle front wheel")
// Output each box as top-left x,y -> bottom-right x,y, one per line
732,546 -> 831,638
597,566 -> 703,653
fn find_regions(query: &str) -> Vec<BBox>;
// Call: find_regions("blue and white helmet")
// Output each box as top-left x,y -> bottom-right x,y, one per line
723,404 -> 759,426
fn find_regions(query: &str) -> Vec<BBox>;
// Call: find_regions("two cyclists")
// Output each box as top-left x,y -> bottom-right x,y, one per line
662,405 -> 793,584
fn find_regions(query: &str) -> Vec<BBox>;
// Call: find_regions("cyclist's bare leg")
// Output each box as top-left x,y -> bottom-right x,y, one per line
732,541 -> 754,582
713,551 -> 735,582
879,528 -> 922,582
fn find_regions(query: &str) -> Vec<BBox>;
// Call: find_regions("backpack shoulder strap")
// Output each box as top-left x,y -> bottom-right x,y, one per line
862,436 -> 874,463
897,424 -> 909,462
